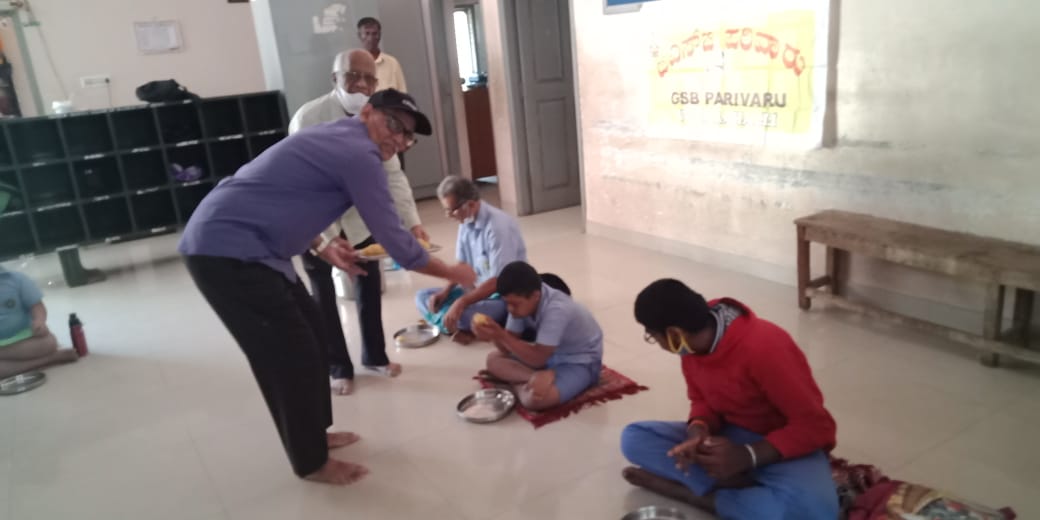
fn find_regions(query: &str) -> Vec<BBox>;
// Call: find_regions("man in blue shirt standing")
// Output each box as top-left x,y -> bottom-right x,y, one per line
415,176 -> 527,344
472,261 -> 604,410
179,90 -> 476,486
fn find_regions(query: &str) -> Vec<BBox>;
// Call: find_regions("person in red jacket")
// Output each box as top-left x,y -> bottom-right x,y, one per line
620,279 -> 839,519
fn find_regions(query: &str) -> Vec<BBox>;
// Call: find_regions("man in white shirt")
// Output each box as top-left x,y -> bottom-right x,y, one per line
357,17 -> 408,93
289,49 -> 428,396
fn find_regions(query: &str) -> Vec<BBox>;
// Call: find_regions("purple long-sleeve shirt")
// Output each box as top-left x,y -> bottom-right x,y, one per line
178,117 -> 429,280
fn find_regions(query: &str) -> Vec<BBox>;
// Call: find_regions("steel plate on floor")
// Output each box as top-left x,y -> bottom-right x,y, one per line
0,371 -> 46,396
456,388 -> 516,423
620,506 -> 688,520
393,322 -> 440,349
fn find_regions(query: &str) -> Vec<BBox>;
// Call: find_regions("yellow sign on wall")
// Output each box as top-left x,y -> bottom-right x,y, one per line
644,2 -> 828,147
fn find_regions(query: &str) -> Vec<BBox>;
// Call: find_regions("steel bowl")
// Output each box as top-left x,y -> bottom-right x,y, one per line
0,371 -> 47,396
393,322 -> 441,349
456,388 -> 516,423
620,506 -> 688,520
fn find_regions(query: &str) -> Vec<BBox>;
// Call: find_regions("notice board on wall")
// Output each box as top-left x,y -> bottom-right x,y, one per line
134,21 -> 183,54
641,0 -> 830,148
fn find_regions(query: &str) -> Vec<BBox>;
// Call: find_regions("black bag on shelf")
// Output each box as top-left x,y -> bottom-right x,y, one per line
135,79 -> 200,103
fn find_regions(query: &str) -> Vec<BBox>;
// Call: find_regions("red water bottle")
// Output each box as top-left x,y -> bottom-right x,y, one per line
69,313 -> 88,357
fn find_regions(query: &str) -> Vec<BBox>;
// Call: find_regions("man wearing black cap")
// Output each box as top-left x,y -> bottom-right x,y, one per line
179,88 -> 474,485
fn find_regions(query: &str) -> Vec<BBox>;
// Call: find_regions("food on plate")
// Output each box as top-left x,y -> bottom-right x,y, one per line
359,239 -> 432,257
358,243 -> 386,257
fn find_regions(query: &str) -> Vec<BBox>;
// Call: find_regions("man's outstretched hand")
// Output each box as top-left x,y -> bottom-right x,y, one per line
319,237 -> 367,277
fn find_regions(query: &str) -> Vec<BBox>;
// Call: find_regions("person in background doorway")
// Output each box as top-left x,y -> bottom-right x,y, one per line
415,176 -> 527,344
472,261 -> 603,411
357,17 -> 407,93
620,279 -> 839,519
290,49 -> 428,396
179,89 -> 476,486
0,267 -> 78,379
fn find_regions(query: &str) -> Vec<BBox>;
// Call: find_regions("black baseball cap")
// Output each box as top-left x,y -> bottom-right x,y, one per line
368,88 -> 433,136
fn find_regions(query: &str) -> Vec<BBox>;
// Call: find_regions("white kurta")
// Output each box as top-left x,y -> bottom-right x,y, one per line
288,92 -> 421,246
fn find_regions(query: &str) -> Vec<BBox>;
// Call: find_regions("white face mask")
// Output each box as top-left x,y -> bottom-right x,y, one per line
335,87 -> 369,115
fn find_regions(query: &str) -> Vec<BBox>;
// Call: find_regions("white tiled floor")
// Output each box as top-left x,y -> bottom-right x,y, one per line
3,197 -> 1040,520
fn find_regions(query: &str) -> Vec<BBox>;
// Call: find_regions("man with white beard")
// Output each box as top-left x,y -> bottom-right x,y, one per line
289,49 -> 428,396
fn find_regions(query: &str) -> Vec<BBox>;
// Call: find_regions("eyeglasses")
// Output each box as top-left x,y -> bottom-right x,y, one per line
381,110 -> 417,148
644,330 -> 685,354
343,71 -> 378,87
444,199 -> 469,216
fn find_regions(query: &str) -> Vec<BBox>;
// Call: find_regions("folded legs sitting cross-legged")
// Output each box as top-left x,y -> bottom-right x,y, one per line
472,261 -> 602,410
415,176 -> 527,344
619,279 -> 840,520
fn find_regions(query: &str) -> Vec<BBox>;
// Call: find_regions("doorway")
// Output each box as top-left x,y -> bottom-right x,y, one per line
507,0 -> 581,214
450,2 -> 498,190
445,0 -> 581,216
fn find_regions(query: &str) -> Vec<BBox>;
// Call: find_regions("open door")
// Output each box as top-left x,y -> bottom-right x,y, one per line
513,0 -> 581,213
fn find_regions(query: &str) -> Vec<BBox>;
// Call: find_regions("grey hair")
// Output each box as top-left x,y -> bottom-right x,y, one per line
437,175 -> 481,202
331,48 -> 369,74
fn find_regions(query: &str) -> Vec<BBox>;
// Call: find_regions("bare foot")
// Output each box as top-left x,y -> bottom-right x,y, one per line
477,369 -> 509,385
451,330 -> 476,345
364,362 -> 402,377
304,458 -> 369,485
327,431 -> 361,449
330,377 -> 355,396
56,348 -> 80,363
528,369 -> 556,391
621,466 -> 715,512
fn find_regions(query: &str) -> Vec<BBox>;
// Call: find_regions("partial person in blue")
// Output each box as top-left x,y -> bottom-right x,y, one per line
471,261 -> 603,410
179,90 -> 477,486
0,267 -> 79,379
415,176 -> 526,344
620,279 -> 839,519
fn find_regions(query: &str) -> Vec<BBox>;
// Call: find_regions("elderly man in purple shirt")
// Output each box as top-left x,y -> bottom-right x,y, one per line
179,89 -> 476,486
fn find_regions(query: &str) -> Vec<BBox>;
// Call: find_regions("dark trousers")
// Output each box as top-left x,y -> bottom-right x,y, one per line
301,236 -> 389,380
184,255 -> 331,477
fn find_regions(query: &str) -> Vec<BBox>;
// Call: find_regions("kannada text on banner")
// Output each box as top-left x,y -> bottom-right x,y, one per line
646,7 -> 825,146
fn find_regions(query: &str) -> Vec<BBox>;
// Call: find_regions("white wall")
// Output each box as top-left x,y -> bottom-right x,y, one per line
250,0 -> 379,115
574,0 -> 1040,330
479,0 -> 523,215
2,0 -> 264,116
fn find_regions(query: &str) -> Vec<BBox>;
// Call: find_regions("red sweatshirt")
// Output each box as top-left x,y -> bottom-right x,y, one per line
683,298 -> 836,459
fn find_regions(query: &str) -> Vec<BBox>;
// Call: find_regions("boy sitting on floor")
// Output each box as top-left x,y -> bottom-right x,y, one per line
471,261 -> 602,410
621,278 -> 839,520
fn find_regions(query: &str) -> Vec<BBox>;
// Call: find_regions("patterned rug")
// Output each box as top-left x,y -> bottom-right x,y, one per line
830,457 -> 1017,519
475,365 -> 649,428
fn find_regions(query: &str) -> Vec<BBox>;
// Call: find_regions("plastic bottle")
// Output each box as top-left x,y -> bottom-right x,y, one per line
69,313 -> 88,357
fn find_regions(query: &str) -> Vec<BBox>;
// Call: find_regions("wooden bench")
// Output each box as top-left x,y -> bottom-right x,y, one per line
795,210 -> 1040,366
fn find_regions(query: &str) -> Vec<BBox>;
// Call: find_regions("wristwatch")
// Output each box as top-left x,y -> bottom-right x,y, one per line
310,236 -> 333,256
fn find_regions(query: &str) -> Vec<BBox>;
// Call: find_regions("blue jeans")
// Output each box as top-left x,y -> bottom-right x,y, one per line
620,421 -> 839,520
414,286 -> 507,333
